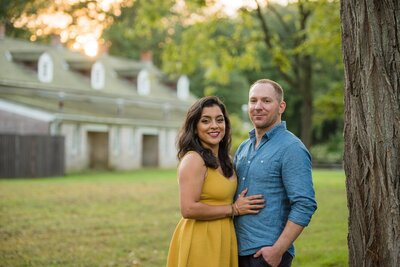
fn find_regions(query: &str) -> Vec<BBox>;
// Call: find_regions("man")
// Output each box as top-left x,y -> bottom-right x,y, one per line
234,79 -> 317,267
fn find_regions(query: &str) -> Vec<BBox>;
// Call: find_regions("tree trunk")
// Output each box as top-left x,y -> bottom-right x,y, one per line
299,54 -> 313,149
340,0 -> 400,266
254,1 -> 313,148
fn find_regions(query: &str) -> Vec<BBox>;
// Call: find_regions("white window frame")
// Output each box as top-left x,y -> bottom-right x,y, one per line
91,61 -> 105,90
177,75 -> 189,100
137,70 -> 150,95
38,52 -> 54,83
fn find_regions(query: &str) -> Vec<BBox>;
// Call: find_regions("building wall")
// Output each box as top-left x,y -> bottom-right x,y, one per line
134,126 -> 179,169
159,128 -> 179,168
62,122 -> 178,172
62,123 -> 87,172
109,125 -> 139,170
0,109 -> 49,134
0,104 -> 180,172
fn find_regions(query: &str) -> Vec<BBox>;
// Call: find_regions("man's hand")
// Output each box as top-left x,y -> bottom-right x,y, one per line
254,246 -> 283,267
254,221 -> 304,266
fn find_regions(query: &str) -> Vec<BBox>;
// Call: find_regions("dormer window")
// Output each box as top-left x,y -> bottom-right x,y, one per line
38,53 -> 53,83
91,61 -> 105,90
177,75 -> 189,100
137,69 -> 150,95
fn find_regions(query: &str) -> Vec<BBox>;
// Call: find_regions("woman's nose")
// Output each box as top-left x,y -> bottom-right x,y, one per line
210,120 -> 218,128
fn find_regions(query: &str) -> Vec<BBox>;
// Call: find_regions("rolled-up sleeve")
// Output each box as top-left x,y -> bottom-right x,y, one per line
282,143 -> 317,227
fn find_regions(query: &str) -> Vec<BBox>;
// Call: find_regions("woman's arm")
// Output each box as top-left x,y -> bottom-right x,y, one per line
179,152 -> 264,220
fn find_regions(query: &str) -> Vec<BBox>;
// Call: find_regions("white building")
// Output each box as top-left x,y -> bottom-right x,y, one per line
0,36 -> 194,173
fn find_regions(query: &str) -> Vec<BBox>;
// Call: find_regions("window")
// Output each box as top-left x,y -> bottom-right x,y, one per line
137,70 -> 150,95
177,75 -> 189,100
91,61 -> 105,90
38,53 -> 53,83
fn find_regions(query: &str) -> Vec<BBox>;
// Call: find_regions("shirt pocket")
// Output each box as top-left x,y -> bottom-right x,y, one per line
252,159 -> 281,187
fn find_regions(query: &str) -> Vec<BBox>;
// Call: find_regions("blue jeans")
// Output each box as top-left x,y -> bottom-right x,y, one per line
238,251 -> 293,267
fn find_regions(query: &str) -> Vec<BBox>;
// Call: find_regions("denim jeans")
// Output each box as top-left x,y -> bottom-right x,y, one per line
238,251 -> 293,267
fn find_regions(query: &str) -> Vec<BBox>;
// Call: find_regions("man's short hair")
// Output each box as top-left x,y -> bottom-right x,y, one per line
250,79 -> 284,102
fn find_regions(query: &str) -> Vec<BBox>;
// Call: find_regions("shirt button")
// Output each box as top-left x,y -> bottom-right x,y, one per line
242,177 -> 246,180
247,160 -> 251,164
261,160 -> 264,163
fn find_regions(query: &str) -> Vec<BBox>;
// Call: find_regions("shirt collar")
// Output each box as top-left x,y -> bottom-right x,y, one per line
249,121 -> 286,141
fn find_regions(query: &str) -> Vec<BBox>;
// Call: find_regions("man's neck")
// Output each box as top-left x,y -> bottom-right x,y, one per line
255,129 -> 267,148
254,121 -> 281,147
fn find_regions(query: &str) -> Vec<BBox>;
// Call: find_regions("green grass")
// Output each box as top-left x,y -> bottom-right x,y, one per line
0,169 -> 348,267
295,170 -> 348,267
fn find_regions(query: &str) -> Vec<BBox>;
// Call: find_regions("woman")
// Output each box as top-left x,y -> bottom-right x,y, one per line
166,96 -> 265,267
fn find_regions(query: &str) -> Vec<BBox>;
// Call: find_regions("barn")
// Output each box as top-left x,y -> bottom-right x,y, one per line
0,34 -> 194,175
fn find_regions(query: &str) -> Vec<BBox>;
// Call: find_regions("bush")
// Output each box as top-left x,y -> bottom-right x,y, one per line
230,114 -> 251,154
311,133 -> 343,164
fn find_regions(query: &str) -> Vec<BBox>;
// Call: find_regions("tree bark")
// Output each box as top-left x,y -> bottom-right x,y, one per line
299,54 -> 313,149
341,0 -> 400,266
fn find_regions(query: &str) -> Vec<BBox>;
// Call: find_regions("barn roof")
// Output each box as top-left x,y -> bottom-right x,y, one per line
0,36 -> 193,127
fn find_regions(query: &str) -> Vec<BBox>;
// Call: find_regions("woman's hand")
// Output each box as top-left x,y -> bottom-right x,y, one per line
234,188 -> 265,215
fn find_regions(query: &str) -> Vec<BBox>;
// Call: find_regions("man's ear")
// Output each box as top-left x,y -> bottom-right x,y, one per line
279,101 -> 286,114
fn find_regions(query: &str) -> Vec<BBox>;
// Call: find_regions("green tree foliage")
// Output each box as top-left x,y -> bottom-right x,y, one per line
104,0 -> 175,66
1,0 -> 133,51
3,0 -> 344,160
0,0 -> 45,23
105,1 -> 255,116
157,0 -> 343,149
230,113 -> 251,154
0,0 -> 46,39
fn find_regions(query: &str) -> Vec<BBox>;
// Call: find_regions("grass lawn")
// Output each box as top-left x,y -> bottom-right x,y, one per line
0,169 -> 348,267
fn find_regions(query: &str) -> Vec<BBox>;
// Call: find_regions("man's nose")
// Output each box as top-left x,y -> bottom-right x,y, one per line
254,100 -> 263,109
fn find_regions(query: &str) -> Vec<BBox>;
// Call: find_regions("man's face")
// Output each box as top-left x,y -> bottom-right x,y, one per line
248,83 -> 286,132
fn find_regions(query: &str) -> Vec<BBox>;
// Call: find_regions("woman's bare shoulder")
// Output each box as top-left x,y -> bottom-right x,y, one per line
180,151 -> 205,168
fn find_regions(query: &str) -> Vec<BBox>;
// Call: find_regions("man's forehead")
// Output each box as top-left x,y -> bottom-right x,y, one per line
249,83 -> 276,97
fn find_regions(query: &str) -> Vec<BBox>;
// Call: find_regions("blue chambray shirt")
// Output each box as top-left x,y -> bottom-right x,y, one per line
234,121 -> 317,257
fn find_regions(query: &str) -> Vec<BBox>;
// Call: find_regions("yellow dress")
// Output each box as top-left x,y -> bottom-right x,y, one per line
166,168 -> 238,267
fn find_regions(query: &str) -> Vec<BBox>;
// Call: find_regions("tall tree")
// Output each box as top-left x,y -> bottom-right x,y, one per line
341,0 -> 400,266
2,0 -> 133,54
253,0 -> 314,147
162,0 -> 341,148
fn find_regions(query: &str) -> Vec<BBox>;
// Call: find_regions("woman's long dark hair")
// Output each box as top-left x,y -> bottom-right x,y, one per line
177,96 -> 233,178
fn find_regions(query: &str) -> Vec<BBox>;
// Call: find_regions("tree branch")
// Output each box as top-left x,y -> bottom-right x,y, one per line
254,0 -> 272,48
268,4 -> 292,36
254,0 -> 295,87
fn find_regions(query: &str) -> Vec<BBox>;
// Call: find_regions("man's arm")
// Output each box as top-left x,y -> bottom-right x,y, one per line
254,220 -> 303,267
254,142 -> 317,267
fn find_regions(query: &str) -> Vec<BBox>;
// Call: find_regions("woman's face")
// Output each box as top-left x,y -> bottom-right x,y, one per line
196,105 -> 226,151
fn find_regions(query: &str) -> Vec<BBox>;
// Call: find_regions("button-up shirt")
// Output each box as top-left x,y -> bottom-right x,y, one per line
234,121 -> 317,257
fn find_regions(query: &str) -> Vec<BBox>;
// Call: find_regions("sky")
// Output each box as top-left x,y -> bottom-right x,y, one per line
219,0 -> 290,15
